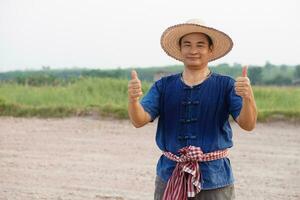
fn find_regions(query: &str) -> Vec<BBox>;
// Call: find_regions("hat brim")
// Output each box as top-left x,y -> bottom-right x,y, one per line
160,23 -> 233,62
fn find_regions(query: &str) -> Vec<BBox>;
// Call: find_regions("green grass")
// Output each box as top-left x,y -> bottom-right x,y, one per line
253,86 -> 300,121
0,78 -> 150,118
0,78 -> 299,121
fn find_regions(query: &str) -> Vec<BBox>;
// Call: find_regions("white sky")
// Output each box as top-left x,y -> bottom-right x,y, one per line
0,0 -> 299,72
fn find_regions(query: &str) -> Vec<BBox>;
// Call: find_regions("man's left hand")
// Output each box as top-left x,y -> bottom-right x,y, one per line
234,66 -> 253,100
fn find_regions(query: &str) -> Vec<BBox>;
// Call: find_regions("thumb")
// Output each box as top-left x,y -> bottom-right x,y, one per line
242,66 -> 248,77
131,70 -> 138,80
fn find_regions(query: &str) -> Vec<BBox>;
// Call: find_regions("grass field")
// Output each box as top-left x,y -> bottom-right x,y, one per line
0,77 -> 299,121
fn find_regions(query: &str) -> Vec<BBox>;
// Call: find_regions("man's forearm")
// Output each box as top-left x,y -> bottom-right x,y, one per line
237,95 -> 257,131
128,101 -> 151,128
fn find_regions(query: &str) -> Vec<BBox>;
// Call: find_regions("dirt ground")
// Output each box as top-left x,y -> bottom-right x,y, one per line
0,117 -> 299,200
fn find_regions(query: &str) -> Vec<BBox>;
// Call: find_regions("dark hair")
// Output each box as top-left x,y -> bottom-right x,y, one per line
179,33 -> 213,48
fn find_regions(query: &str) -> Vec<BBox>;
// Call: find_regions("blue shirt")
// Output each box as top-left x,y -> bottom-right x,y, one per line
140,72 -> 243,190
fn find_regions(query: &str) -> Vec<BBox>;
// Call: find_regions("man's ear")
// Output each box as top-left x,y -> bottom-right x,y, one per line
209,45 -> 214,55
209,45 -> 214,52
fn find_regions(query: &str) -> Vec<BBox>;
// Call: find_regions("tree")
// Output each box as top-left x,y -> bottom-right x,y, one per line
264,61 -> 275,70
248,67 -> 262,85
265,75 -> 292,85
295,65 -> 300,79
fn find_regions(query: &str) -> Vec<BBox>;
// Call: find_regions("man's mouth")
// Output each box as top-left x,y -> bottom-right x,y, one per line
187,57 -> 200,60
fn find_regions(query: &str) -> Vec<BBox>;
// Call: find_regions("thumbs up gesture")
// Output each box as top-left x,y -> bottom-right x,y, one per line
235,66 -> 253,100
128,70 -> 143,103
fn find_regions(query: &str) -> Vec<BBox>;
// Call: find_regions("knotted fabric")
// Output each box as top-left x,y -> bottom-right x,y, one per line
162,146 -> 228,200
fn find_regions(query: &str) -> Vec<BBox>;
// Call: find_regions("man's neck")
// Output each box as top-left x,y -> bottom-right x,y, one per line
182,66 -> 211,86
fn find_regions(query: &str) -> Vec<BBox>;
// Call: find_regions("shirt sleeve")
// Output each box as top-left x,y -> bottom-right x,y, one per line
140,79 -> 162,121
226,78 -> 243,121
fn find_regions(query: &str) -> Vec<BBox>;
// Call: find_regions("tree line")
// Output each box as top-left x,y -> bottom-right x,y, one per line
0,62 -> 299,86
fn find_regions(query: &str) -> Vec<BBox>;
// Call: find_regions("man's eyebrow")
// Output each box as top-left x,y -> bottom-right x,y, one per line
182,40 -> 206,44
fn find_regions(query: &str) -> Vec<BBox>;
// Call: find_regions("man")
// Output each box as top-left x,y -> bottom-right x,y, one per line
128,19 -> 257,200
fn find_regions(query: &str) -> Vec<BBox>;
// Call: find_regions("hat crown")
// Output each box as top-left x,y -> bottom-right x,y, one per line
186,18 -> 206,26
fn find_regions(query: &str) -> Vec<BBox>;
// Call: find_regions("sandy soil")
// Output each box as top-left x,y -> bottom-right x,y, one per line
0,117 -> 299,200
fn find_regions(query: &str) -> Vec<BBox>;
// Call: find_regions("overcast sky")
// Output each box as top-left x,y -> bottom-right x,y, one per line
0,0 -> 299,72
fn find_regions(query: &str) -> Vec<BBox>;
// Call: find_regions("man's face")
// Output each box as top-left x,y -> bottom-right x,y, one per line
180,32 -> 213,69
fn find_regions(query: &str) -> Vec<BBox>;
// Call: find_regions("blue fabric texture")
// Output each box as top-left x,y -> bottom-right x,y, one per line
140,72 -> 243,190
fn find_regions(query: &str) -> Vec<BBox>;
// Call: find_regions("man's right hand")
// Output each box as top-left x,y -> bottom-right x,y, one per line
128,70 -> 143,103
128,70 -> 151,127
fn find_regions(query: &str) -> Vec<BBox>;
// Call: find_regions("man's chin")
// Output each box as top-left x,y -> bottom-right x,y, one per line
185,62 -> 203,68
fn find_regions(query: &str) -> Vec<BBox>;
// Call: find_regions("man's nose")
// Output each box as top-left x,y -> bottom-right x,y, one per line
189,46 -> 198,54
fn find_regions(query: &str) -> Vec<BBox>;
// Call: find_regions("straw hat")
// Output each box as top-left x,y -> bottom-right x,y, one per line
160,19 -> 233,62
